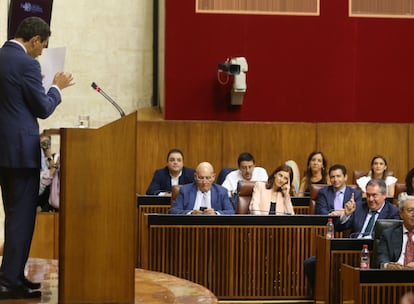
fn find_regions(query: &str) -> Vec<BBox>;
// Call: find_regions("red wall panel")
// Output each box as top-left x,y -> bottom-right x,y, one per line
164,0 -> 414,122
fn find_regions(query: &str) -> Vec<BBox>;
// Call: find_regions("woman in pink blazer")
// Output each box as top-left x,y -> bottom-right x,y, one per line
249,164 -> 295,215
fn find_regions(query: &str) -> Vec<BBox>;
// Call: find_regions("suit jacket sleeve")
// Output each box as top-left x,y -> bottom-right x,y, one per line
23,59 -> 61,119
376,226 -> 403,268
168,184 -> 195,214
249,182 -> 268,215
315,187 -> 330,215
146,167 -> 173,195
212,184 -> 235,214
179,167 -> 196,184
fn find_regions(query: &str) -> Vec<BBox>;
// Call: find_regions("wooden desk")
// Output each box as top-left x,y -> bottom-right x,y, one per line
314,236 -> 373,304
141,214 -> 334,300
341,264 -> 414,304
136,195 -> 171,267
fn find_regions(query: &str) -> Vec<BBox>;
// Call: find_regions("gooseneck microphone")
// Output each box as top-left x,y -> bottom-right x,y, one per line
91,82 -> 125,117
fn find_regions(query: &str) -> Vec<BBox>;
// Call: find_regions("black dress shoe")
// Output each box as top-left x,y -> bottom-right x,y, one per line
21,277 -> 41,290
0,284 -> 41,300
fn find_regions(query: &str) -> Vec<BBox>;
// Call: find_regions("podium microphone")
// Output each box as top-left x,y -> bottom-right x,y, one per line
91,82 -> 125,117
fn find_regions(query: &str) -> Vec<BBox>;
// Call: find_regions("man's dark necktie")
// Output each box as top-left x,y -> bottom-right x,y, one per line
362,211 -> 377,236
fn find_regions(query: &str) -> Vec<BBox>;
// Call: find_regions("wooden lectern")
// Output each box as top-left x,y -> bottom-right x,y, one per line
58,112 -> 137,303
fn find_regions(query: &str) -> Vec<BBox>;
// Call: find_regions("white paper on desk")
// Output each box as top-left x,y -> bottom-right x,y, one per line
39,47 -> 66,93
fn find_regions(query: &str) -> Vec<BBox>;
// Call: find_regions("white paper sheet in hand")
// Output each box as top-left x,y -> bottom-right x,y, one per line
39,47 -> 66,92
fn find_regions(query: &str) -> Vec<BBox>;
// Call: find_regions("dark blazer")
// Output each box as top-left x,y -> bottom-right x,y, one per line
0,41 -> 61,168
0,40 -> 61,287
146,166 -> 195,195
169,183 -> 235,214
316,185 -> 362,215
335,201 -> 401,234
376,223 -> 404,268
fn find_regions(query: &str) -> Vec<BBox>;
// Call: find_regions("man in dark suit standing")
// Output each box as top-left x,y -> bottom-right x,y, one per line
0,17 -> 74,299
169,162 -> 235,215
376,193 -> 414,269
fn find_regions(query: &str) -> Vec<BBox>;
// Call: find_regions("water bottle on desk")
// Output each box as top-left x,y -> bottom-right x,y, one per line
326,218 -> 334,239
360,244 -> 370,269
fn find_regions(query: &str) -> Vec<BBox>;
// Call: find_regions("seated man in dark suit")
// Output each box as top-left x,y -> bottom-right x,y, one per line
376,193 -> 414,269
335,178 -> 400,237
169,162 -> 235,215
315,164 -> 362,215
305,178 -> 400,291
146,148 -> 195,195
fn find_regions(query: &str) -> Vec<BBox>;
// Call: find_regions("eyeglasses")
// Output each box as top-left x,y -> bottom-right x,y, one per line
405,208 -> 414,215
196,176 -> 214,182
40,140 -> 51,148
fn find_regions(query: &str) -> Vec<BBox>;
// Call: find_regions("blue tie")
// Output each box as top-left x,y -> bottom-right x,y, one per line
334,191 -> 342,210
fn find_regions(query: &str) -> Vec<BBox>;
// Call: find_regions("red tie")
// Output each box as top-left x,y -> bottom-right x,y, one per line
404,231 -> 414,266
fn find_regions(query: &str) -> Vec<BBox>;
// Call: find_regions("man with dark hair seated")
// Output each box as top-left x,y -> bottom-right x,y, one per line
222,152 -> 268,201
146,148 -> 195,195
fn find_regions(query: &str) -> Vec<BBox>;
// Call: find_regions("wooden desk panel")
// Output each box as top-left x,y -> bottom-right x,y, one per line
136,195 -> 312,267
342,264 -> 414,304
315,236 -> 373,304
136,195 -> 171,267
141,214 -> 332,300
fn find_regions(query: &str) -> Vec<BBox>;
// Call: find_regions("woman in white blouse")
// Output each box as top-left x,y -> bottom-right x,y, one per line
356,155 -> 397,197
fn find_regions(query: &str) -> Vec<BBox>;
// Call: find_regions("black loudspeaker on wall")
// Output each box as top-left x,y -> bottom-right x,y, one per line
8,0 -> 53,40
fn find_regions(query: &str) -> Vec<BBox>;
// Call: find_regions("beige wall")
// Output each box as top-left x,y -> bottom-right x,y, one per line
0,0 -> 154,130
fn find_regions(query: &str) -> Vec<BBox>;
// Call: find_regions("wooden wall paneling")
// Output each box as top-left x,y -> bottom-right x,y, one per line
221,122 -> 316,177
136,121 -> 413,194
409,125 -> 414,172
29,212 -> 56,259
173,121 -> 223,172
136,121 -> 223,194
54,212 -> 59,259
316,123 -> 408,182
136,121 -> 179,194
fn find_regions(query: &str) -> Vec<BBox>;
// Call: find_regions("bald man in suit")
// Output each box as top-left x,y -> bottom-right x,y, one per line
169,162 -> 235,215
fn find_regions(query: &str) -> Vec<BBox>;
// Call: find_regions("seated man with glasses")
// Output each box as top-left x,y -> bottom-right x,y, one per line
169,162 -> 235,215
304,178 -> 400,291
335,178 -> 400,238
376,193 -> 414,269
